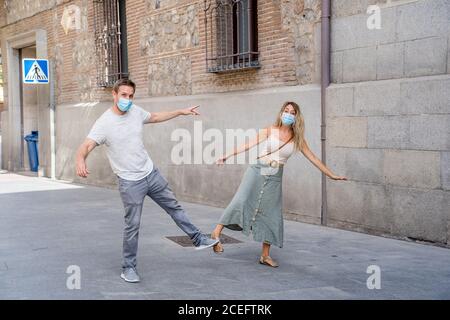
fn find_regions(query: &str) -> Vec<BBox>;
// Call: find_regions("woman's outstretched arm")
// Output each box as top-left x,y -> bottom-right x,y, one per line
301,139 -> 347,180
217,127 -> 270,164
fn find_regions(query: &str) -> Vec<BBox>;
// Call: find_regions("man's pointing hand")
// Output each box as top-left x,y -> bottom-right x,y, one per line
180,105 -> 200,116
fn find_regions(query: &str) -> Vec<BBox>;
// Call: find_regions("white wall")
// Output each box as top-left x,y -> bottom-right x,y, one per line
56,85 -> 324,223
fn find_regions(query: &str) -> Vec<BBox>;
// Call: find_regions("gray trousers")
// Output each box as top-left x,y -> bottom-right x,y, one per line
118,167 -> 202,270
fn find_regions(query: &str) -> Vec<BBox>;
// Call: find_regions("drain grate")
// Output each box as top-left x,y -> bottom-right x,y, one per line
166,234 -> 242,247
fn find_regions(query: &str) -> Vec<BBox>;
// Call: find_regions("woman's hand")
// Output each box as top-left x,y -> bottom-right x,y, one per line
330,174 -> 347,181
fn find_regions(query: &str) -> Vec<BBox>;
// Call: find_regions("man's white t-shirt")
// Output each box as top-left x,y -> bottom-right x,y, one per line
87,105 -> 154,181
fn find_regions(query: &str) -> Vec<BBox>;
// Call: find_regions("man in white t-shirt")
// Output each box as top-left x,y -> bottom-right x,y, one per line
75,79 -> 218,283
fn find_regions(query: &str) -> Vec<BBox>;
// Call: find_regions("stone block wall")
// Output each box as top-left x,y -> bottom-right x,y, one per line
331,0 -> 449,83
326,0 -> 450,246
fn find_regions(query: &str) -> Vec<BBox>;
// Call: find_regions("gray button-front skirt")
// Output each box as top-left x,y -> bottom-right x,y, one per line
219,161 -> 284,248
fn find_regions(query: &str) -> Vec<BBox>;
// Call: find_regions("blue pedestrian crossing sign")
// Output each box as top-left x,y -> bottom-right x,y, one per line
22,59 -> 49,84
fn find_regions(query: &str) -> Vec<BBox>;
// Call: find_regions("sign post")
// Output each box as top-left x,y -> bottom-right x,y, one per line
21,58 -> 54,179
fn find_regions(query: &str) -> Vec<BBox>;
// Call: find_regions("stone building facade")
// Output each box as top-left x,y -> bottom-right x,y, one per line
0,0 -> 448,247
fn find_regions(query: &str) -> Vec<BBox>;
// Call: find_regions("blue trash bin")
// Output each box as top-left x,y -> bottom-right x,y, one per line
24,131 -> 39,172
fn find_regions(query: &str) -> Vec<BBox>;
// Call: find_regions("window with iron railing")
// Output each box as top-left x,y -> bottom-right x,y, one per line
93,0 -> 129,87
204,0 -> 259,73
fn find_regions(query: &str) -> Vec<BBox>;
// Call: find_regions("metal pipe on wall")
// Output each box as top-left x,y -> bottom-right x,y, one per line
49,59 -> 56,180
320,0 -> 331,225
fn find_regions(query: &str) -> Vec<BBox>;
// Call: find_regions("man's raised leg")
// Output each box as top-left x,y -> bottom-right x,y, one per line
145,168 -> 218,249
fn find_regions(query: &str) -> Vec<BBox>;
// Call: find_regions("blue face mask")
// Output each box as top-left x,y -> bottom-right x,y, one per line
117,97 -> 133,112
281,112 -> 296,126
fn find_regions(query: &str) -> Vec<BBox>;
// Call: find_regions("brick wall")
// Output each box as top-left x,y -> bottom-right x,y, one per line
136,0 -> 317,96
0,0 -> 115,106
0,0 -> 321,105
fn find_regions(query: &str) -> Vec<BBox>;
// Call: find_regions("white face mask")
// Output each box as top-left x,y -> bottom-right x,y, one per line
117,97 -> 133,112
281,112 -> 296,126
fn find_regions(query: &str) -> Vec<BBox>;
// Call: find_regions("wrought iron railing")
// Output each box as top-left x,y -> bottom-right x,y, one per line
204,0 -> 259,73
93,0 -> 128,87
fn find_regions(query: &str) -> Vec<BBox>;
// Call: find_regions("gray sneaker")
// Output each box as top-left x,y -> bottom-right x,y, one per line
195,236 -> 219,250
120,268 -> 141,283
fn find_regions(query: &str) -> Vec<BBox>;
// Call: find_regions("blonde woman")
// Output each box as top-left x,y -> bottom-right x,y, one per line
212,101 -> 347,267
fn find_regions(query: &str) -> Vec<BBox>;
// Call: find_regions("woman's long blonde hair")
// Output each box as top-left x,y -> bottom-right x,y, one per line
273,101 -> 305,151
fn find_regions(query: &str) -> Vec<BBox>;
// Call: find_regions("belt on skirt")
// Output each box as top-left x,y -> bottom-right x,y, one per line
257,157 -> 285,168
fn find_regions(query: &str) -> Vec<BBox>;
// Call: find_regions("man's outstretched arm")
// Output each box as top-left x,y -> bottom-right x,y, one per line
146,105 -> 200,123
76,138 -> 98,178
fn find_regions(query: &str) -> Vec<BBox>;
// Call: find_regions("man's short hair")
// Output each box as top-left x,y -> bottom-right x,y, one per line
113,78 -> 136,94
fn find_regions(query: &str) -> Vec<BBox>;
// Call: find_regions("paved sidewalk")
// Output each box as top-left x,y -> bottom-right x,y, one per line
0,173 -> 449,300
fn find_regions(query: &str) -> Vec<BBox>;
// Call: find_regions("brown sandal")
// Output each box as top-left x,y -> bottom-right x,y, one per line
259,255 -> 279,268
211,232 -> 224,254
